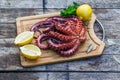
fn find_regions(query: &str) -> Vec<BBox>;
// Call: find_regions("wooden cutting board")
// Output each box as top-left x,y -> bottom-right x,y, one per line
16,12 -> 105,67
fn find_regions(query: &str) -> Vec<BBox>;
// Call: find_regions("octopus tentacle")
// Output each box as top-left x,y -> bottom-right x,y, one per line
30,21 -> 54,31
51,38 -> 62,44
70,18 -> 82,34
47,39 -> 77,50
46,31 -> 75,41
36,34 -> 49,49
79,27 -> 86,42
66,20 -> 76,33
55,25 -> 76,35
42,27 -> 53,33
80,27 -> 86,36
75,20 -> 83,34
59,40 -> 80,56
80,36 -> 86,42
46,16 -> 67,22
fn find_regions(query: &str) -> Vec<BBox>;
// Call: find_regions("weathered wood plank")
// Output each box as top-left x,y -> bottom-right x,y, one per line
1,72 -> 120,80
46,62 -> 68,71
0,38 -> 15,46
0,0 -> 43,8
68,55 -> 120,71
67,0 -> 120,8
0,72 -> 47,80
0,9 -> 120,23
94,9 -> 120,23
47,72 -> 68,80
0,24 -> 16,38
69,72 -> 120,80
44,8 -> 61,14
0,9 -> 43,23
0,72 -> 68,80
0,54 -> 7,70
44,0 -> 67,8
43,0 -> 120,8
1,0 -> 120,8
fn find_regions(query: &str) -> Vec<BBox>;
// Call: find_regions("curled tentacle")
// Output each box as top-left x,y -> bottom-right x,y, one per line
46,31 -> 75,41
30,21 -> 54,31
59,40 -> 80,56
42,27 -> 53,33
66,20 -> 78,34
54,24 -> 76,35
51,38 -> 63,44
79,27 -> 86,42
80,36 -> 86,42
47,16 -> 67,22
75,19 -> 83,34
68,16 -> 81,22
80,27 -> 86,36
47,39 -> 77,50
36,34 -> 49,49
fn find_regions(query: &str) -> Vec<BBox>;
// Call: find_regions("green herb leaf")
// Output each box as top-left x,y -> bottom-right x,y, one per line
73,2 -> 80,8
60,2 -> 80,17
87,44 -> 93,53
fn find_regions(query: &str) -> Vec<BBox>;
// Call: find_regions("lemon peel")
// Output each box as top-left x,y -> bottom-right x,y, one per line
20,44 -> 41,60
14,31 -> 34,46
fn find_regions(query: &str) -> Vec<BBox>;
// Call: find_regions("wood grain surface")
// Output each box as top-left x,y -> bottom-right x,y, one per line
0,0 -> 120,80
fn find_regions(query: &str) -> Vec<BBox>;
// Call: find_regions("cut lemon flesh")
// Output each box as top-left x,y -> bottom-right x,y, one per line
20,44 -> 41,60
14,31 -> 34,46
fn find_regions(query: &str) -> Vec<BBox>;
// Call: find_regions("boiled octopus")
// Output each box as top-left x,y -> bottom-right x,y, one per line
30,16 -> 86,56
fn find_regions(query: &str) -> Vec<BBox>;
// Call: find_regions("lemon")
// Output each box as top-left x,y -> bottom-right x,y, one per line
14,31 -> 34,46
20,44 -> 41,60
76,4 -> 92,21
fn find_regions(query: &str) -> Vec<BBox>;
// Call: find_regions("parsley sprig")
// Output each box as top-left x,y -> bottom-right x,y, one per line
60,2 -> 80,17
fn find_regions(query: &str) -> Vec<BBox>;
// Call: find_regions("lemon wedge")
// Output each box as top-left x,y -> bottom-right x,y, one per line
14,31 -> 34,46
20,44 -> 41,60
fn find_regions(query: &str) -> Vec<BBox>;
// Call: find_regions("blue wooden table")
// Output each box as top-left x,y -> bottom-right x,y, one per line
0,0 -> 120,80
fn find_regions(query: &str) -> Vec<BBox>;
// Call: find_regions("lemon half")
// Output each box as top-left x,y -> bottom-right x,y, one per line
20,44 -> 41,60
14,31 -> 34,46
